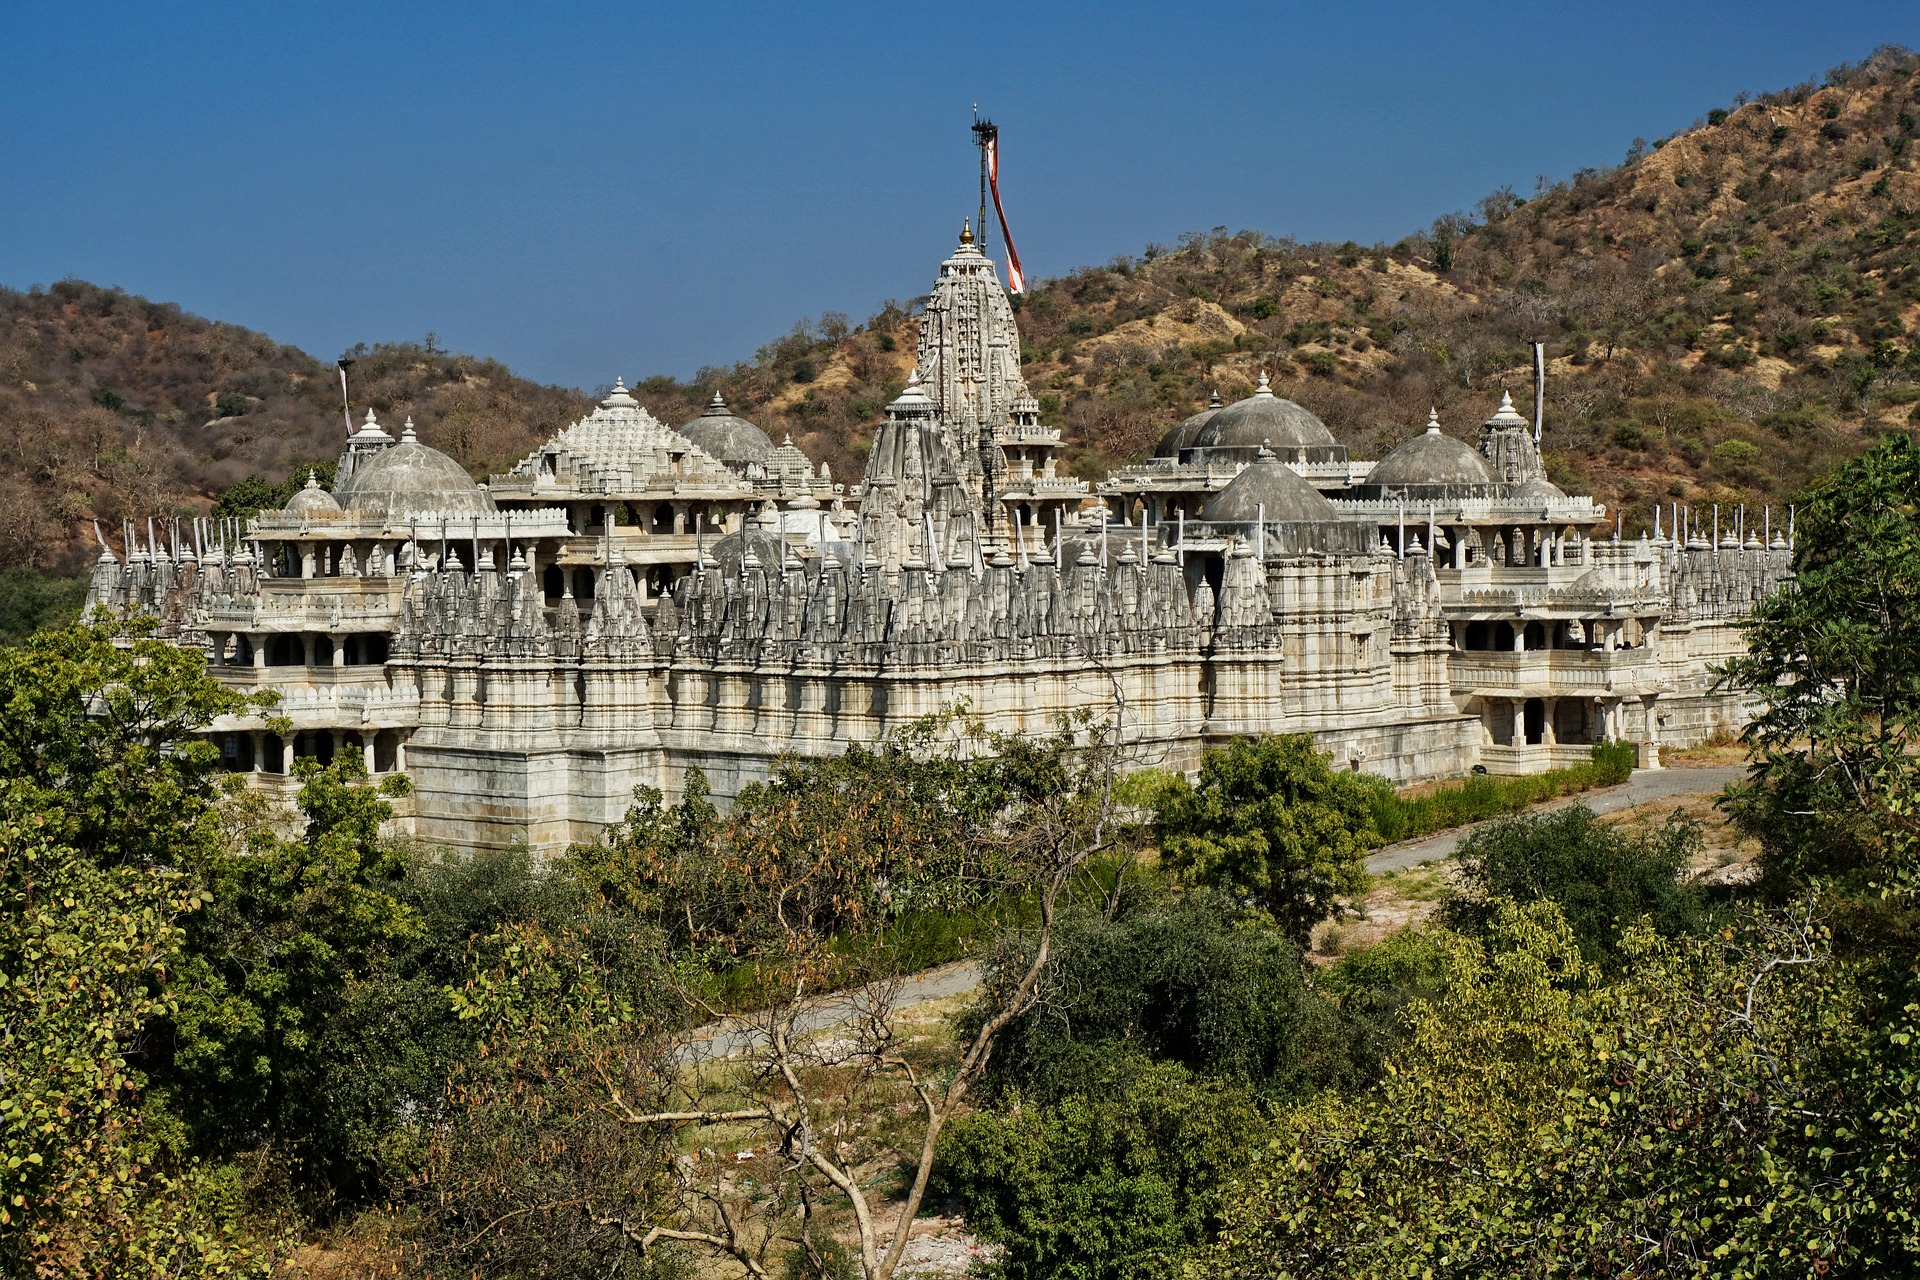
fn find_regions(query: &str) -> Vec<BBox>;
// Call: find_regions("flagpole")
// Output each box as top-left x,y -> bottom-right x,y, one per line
972,106 -> 989,258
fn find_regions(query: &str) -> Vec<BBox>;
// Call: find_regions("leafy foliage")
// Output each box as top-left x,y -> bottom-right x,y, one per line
160,756 -> 420,1189
0,620 -> 261,870
936,1059 -> 1268,1280
1154,735 -> 1376,944
0,568 -> 88,646
1723,432 -> 1920,892
977,890 -> 1362,1104
1204,898 -> 1920,1278
1441,804 -> 1708,969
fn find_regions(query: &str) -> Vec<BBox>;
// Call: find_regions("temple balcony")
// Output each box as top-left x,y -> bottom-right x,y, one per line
199,580 -> 404,631
205,679 -> 420,730
999,476 -> 1090,499
252,507 -> 572,538
1439,565 -> 1665,615
1447,647 -> 1667,699
995,423 -> 1063,446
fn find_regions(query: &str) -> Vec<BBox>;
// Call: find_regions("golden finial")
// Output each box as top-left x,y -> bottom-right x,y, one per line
960,218 -> 974,245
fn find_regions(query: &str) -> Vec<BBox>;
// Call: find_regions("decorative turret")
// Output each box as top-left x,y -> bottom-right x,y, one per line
1477,390 -> 1550,487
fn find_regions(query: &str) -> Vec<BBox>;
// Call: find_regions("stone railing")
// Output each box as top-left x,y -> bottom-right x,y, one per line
1447,648 -> 1666,697
251,508 -> 573,538
1332,495 -> 1605,523
208,680 -> 420,729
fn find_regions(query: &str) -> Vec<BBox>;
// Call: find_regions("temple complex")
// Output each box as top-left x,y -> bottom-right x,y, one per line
87,224 -> 1790,853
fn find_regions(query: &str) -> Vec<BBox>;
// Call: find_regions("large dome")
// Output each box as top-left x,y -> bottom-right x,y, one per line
1194,374 -> 1336,451
1153,392 -> 1224,459
1201,450 -> 1342,524
1367,411 -> 1494,490
337,421 -> 496,520
681,393 -> 775,466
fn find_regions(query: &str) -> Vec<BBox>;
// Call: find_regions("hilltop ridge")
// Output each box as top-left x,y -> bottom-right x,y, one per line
4,45 -> 1918,571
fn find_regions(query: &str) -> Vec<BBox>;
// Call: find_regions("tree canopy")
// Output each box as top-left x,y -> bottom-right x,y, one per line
1153,734 -> 1377,944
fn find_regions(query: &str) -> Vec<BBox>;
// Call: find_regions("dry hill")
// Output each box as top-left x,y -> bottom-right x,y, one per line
0,290 -> 592,571
656,44 -> 1920,525
5,45 -> 1918,574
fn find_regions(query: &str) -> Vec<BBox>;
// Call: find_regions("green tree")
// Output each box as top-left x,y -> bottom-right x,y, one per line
1441,805 -> 1708,970
1154,735 -> 1376,944
1722,433 -> 1920,892
0,621 -> 262,870
936,1059 -> 1267,1280
0,568 -> 89,646
1201,899 -> 1920,1278
161,756 -> 418,1191
977,890 -> 1362,1104
0,813 -> 279,1278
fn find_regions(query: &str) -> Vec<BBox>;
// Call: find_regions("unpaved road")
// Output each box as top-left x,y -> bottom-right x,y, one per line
681,765 -> 1747,1060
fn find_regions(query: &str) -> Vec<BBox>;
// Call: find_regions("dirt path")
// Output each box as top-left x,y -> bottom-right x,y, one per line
683,765 -> 1748,1059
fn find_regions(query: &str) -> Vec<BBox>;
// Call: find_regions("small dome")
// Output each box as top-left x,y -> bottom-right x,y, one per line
1201,449 -> 1342,524
1194,373 -> 1336,451
1483,389 -> 1531,432
1514,476 -> 1567,503
1367,410 -> 1494,490
348,408 -> 395,445
336,421 -> 495,519
681,392 -> 775,465
887,367 -> 936,415
702,526 -> 788,578
1154,391 -> 1224,459
282,470 -> 343,521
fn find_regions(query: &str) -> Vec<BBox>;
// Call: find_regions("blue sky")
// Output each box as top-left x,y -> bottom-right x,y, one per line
4,1 -> 1916,389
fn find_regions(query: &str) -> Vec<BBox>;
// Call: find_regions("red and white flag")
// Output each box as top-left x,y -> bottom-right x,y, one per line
984,130 -> 1026,293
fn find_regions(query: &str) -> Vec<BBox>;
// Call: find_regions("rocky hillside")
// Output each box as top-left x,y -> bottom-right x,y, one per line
6,46 -> 1917,571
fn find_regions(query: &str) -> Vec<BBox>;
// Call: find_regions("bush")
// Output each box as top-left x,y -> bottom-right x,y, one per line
1440,805 -> 1707,969
936,1059 -> 1267,1280
0,569 -> 88,645
975,890 -> 1362,1104
1364,743 -> 1635,844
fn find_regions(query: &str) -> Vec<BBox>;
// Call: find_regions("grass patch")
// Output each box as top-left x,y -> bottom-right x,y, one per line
1362,742 -> 1637,844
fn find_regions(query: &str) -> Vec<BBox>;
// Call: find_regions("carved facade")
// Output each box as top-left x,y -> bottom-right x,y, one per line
88,228 -> 1789,853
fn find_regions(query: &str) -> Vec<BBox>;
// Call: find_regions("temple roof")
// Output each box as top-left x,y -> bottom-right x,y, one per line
681,392 -> 776,465
1194,374 -> 1337,450
1201,448 -> 1343,524
1154,391 -> 1224,459
1367,410 -> 1494,490
281,471 -> 344,521
336,420 -> 496,519
501,380 -> 743,495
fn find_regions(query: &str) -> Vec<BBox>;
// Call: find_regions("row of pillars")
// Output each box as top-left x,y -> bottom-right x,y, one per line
208,632 -> 387,668
1491,694 -> 1661,767
225,728 -> 403,775
567,502 -> 744,537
